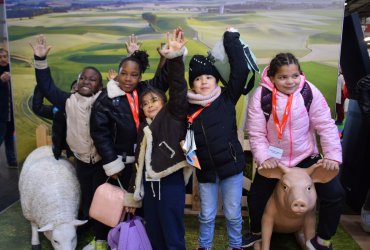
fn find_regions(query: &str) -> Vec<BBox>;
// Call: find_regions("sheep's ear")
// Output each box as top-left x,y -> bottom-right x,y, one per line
38,224 -> 54,232
71,220 -> 88,227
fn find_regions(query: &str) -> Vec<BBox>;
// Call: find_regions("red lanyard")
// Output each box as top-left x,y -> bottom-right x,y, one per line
187,103 -> 211,125
126,90 -> 139,130
272,87 -> 293,140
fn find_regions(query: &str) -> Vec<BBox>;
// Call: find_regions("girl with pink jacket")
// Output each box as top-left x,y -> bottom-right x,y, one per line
245,53 -> 344,250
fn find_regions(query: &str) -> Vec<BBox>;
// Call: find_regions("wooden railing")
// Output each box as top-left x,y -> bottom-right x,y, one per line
36,125 -> 257,215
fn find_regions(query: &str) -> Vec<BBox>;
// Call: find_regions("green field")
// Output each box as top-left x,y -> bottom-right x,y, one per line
8,8 -> 342,162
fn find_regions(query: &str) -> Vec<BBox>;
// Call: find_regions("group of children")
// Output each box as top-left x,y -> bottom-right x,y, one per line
29,27 -> 344,250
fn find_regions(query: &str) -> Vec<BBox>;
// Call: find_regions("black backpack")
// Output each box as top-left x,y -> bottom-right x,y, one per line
261,81 -> 313,122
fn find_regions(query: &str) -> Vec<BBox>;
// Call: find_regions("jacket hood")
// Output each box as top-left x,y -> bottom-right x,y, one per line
107,79 -> 125,98
260,65 -> 306,91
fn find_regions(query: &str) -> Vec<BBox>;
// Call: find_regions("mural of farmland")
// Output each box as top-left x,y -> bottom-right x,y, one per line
6,0 -> 345,161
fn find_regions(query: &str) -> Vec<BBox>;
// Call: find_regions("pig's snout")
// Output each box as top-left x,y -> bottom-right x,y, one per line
291,199 -> 308,213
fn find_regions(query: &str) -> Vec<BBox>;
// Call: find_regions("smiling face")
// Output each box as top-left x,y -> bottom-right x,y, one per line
77,68 -> 102,97
141,92 -> 165,120
270,64 -> 301,95
192,74 -> 218,96
117,60 -> 141,93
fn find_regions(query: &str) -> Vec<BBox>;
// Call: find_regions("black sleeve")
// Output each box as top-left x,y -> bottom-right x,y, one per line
223,31 -> 250,105
167,56 -> 188,120
90,94 -> 118,165
31,84 -> 54,119
35,66 -> 70,111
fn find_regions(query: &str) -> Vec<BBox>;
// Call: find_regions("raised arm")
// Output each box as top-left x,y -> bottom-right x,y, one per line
30,35 -> 70,110
163,29 -> 188,120
142,27 -> 186,92
223,28 -> 250,105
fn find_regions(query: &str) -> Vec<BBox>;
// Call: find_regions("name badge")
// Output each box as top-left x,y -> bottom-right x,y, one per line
145,171 -> 160,182
268,146 -> 283,159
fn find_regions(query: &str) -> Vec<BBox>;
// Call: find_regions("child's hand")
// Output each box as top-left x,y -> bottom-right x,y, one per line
107,69 -> 118,81
160,27 -> 187,55
29,34 -> 52,58
157,42 -> 166,58
125,206 -> 136,214
261,158 -> 279,169
125,34 -> 141,55
318,159 -> 339,171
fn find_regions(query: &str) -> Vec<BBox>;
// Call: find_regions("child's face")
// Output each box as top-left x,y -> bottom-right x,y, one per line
0,51 -> 9,67
117,60 -> 141,93
270,64 -> 300,95
77,69 -> 101,96
192,74 -> 217,96
141,92 -> 164,120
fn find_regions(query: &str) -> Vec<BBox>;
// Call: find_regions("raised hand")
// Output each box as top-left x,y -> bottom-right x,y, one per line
125,34 -> 141,55
160,27 -> 186,56
107,69 -> 118,81
29,34 -> 52,58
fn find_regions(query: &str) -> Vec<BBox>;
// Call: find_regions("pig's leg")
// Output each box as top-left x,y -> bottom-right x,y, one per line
303,209 -> 316,249
261,214 -> 274,250
31,222 -> 41,250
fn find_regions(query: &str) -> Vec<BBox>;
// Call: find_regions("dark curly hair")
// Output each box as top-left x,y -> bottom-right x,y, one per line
267,52 -> 302,78
118,50 -> 150,74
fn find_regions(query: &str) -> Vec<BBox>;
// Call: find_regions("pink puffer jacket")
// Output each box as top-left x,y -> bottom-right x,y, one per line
247,66 -> 342,167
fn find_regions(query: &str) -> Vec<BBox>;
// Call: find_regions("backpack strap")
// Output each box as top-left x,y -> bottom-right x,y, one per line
260,81 -> 313,122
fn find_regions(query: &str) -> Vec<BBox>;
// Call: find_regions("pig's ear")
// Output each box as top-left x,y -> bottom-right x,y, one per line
307,163 -> 339,183
258,164 -> 287,179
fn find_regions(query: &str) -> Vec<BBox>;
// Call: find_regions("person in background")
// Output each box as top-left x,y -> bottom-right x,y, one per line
0,48 -> 17,168
335,67 -> 346,125
246,52 -> 344,250
186,27 -> 249,250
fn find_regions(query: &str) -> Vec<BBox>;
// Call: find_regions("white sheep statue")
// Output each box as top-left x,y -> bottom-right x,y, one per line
19,145 -> 87,250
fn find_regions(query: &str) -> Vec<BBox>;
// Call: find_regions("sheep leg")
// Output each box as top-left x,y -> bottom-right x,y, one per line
31,223 -> 41,250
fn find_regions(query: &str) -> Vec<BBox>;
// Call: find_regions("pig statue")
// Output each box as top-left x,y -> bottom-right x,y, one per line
254,163 -> 339,250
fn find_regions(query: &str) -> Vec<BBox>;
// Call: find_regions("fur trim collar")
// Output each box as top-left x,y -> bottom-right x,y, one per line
107,79 -> 126,99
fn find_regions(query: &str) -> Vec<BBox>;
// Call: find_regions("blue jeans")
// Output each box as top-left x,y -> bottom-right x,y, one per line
0,121 -> 17,164
198,172 -> 243,248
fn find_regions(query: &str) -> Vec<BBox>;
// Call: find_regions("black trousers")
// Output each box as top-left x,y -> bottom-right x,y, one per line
247,154 -> 345,240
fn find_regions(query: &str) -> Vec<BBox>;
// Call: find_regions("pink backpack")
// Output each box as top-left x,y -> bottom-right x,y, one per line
108,215 -> 152,250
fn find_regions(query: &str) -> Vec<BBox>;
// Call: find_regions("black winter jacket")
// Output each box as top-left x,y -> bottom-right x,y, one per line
188,31 -> 250,183
31,84 -> 71,159
0,65 -> 13,122
90,61 -> 169,166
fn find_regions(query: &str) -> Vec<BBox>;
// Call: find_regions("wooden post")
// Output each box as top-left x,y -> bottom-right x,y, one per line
192,169 -> 201,211
35,124 -> 52,147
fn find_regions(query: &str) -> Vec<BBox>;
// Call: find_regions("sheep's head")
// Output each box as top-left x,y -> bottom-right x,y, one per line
38,220 -> 87,250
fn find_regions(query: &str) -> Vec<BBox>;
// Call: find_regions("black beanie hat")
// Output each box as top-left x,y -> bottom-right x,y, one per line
189,55 -> 220,87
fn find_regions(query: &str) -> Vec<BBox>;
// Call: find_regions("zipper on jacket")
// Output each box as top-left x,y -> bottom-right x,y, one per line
201,118 -> 216,169
229,142 -> 237,163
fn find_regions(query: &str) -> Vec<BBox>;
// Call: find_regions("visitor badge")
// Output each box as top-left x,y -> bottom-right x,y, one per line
182,129 -> 201,169
268,146 -> 283,159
